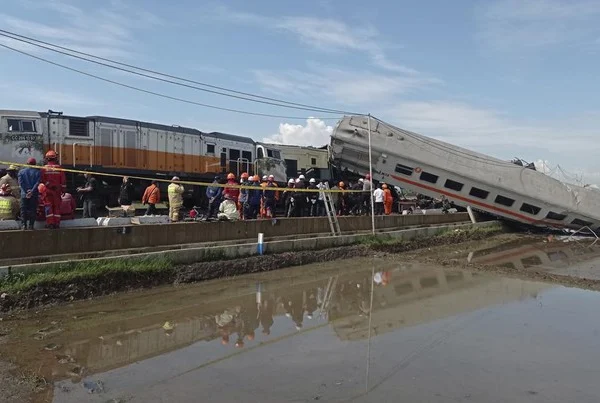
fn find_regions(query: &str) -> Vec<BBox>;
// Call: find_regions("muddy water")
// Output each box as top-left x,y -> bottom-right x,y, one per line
2,245 -> 600,402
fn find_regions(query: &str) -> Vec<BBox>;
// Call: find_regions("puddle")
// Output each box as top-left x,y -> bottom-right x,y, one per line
469,237 -> 600,280
2,256 -> 600,402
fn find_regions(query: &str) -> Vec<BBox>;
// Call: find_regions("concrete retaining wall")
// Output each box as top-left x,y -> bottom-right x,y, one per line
3,221 -> 500,275
0,213 -> 470,259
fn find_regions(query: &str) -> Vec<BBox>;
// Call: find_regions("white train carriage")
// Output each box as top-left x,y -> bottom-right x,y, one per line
330,116 -> 600,232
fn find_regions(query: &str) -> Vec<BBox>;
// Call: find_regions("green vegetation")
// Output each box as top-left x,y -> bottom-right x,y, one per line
0,257 -> 173,294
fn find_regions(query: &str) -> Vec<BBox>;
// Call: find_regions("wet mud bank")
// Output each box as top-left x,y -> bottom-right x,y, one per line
0,225 -> 503,313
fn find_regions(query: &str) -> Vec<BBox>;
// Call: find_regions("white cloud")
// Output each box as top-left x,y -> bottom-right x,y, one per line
213,7 -> 415,74
0,0 -> 162,59
477,0 -> 600,49
263,118 -> 333,147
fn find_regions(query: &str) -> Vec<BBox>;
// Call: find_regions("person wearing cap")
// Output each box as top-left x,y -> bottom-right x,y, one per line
246,175 -> 262,219
262,175 -> 278,218
282,178 -> 295,217
18,158 -> 40,230
308,178 -> 319,217
0,184 -> 19,221
238,172 -> 250,219
223,173 -> 239,204
0,165 -> 20,199
167,176 -> 184,222
76,171 -> 100,219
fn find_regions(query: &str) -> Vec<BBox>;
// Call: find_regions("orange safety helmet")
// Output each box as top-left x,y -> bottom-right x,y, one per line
45,150 -> 58,160
338,181 -> 345,188
227,173 -> 235,180
253,175 -> 260,182
241,172 -> 249,179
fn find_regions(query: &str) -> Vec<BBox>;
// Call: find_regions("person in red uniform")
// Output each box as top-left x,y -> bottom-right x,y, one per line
222,173 -> 239,204
40,150 -> 66,229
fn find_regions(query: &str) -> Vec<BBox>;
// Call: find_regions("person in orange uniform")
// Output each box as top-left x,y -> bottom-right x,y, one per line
382,183 -> 394,215
40,150 -> 66,229
223,173 -> 239,204
142,180 -> 161,216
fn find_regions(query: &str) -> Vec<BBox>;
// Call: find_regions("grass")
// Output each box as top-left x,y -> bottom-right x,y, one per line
1,257 -> 173,294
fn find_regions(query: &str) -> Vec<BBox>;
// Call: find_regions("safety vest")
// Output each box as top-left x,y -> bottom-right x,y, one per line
0,197 -> 15,219
167,183 -> 184,207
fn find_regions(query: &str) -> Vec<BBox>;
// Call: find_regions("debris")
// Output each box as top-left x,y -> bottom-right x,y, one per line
44,343 -> 60,351
56,354 -> 75,364
162,321 -> 174,331
67,366 -> 84,377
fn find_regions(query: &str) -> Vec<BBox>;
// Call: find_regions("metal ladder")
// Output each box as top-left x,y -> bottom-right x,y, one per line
318,276 -> 338,319
320,182 -> 341,236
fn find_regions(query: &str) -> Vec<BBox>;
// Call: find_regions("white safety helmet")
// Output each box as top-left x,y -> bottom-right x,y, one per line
295,178 -> 301,183
309,178 -> 316,183
288,178 -> 295,184
262,175 -> 267,180
359,178 -> 364,183
299,174 -> 305,180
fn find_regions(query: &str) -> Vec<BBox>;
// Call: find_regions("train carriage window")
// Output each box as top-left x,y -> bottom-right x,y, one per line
242,151 -> 252,161
444,179 -> 464,191
257,148 -> 264,159
494,195 -> 515,207
395,164 -> 413,176
7,119 -> 20,132
266,149 -> 281,159
419,171 -> 438,184
520,203 -> 541,215
311,157 -> 317,165
21,120 -> 36,132
546,211 -> 567,221
469,187 -> 489,199
572,218 -> 594,227
206,144 -> 215,155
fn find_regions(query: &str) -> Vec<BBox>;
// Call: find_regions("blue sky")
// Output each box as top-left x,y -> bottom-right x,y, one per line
1,0 -> 599,183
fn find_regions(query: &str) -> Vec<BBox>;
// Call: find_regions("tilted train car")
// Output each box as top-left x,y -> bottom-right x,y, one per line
267,143 -> 332,180
331,115 -> 600,232
0,109 -> 286,206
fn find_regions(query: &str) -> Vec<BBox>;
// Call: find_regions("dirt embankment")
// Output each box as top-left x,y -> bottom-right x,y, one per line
0,226 -> 503,313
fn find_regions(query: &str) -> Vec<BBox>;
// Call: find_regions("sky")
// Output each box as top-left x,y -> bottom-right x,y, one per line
1,0 -> 599,183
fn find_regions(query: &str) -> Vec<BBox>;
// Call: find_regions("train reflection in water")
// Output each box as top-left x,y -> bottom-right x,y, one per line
52,260 -> 551,381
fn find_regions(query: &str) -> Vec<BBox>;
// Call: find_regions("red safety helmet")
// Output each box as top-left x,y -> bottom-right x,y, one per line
241,172 -> 249,179
227,173 -> 235,180
45,150 -> 58,160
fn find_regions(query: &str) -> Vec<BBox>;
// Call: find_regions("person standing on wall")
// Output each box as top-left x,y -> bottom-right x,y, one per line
383,184 -> 393,215
167,176 -> 184,222
142,180 -> 160,216
373,183 -> 385,215
18,158 -> 40,230
77,171 -> 100,219
40,150 -> 66,229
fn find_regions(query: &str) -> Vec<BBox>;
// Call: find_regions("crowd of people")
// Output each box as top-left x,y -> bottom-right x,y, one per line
0,149 -> 413,230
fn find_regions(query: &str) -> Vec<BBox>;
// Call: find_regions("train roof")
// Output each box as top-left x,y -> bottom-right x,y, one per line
0,110 -> 43,117
204,131 -> 255,144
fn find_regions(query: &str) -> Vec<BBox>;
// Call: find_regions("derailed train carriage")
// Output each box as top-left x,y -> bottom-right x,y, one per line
330,115 -> 600,232
0,109 -> 287,206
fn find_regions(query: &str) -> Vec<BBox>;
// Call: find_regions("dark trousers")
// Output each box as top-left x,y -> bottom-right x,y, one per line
245,203 -> 259,220
83,198 -> 98,219
20,196 -> 37,229
207,198 -> 220,218
375,202 -> 384,215
145,203 -> 157,216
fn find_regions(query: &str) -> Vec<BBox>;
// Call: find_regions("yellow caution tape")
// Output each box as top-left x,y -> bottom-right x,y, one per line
0,160 -> 365,193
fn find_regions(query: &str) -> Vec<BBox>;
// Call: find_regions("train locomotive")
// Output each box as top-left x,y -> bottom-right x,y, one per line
0,109 -> 287,207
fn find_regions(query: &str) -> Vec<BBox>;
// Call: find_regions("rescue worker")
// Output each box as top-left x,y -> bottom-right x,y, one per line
308,178 -> 319,217
337,181 -> 348,216
282,178 -> 295,217
238,172 -> 250,219
167,176 -> 184,222
373,183 -> 385,215
218,194 -> 240,221
259,175 -> 268,218
316,179 -> 326,217
263,175 -> 278,218
0,184 -> 19,220
40,150 -> 66,229
205,176 -> 223,220
76,171 -> 100,219
18,157 -> 40,230
223,173 -> 239,204
383,183 -> 394,215
142,180 -> 160,216
293,176 -> 308,217
246,175 -> 262,220
0,165 -> 20,198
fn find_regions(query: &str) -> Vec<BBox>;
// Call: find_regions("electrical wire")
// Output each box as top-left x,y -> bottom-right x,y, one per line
0,29 -> 358,115
0,42 -> 341,120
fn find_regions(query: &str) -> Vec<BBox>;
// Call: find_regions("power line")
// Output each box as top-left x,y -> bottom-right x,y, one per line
0,42 -> 342,120
0,29 -> 358,115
